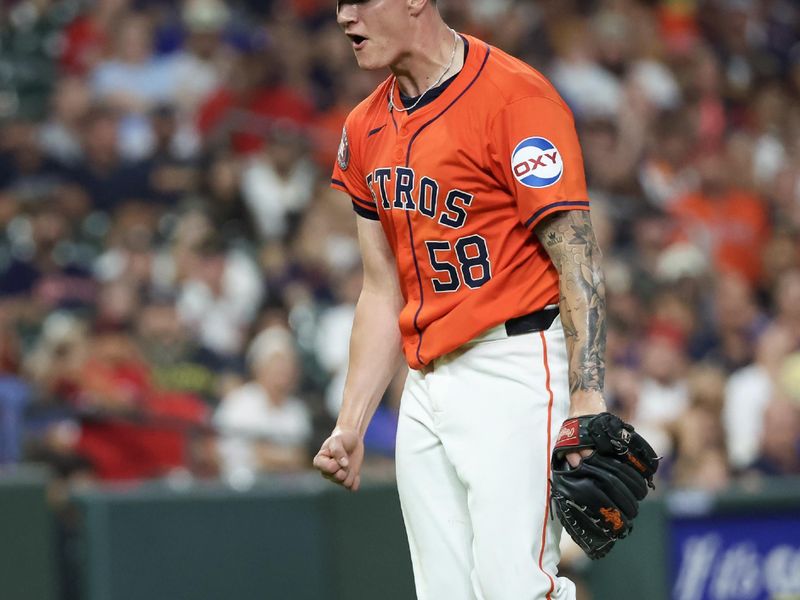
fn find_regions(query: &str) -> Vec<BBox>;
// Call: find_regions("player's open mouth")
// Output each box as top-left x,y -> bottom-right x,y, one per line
347,34 -> 367,50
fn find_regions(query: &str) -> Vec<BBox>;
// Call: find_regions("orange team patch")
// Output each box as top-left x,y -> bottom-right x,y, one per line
599,507 -> 624,531
627,453 -> 647,473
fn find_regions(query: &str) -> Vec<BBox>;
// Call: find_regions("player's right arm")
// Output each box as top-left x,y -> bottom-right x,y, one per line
312,214 -> 404,491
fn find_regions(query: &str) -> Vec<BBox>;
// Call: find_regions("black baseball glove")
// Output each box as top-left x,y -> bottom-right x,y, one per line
550,412 -> 659,559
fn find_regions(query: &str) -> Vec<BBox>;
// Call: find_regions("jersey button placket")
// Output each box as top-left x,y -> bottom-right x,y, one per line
394,129 -> 407,163
396,119 -> 423,368
395,122 -> 412,163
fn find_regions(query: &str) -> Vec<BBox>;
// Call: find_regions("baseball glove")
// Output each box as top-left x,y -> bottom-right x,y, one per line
550,412 -> 659,559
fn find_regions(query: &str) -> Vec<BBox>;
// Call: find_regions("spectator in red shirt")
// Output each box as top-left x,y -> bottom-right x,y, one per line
197,47 -> 316,154
670,150 -> 770,285
59,0 -> 129,75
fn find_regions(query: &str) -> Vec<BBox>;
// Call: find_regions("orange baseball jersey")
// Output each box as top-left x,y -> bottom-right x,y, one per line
331,34 -> 589,370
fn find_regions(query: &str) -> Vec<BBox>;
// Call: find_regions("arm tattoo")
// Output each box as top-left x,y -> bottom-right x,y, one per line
535,211 -> 606,396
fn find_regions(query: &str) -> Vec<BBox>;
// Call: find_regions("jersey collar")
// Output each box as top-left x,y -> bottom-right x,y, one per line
389,33 -> 488,122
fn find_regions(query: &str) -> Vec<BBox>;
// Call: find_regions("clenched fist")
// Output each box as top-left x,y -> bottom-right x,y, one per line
313,427 -> 365,491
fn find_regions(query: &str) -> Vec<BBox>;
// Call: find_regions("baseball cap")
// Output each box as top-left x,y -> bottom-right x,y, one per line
182,0 -> 230,32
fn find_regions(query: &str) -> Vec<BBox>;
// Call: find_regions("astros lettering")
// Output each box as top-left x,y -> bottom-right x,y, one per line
366,167 -> 474,229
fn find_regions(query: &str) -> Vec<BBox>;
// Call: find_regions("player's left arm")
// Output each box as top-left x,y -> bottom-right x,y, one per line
534,209 -> 607,419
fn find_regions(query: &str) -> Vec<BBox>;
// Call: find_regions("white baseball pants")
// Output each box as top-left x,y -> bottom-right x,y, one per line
395,316 -> 576,600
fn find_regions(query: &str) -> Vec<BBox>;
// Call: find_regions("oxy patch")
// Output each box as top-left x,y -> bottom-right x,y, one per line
511,137 -> 563,188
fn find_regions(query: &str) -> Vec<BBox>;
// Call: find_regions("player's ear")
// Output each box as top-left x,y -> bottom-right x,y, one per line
407,0 -> 433,17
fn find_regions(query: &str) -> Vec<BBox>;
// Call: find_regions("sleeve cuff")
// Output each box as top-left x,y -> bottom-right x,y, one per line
332,178 -> 379,219
331,178 -> 349,194
523,200 -> 590,230
352,201 -> 380,220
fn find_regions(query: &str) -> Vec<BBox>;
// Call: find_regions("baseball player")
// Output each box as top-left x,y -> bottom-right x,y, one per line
313,1 -> 607,599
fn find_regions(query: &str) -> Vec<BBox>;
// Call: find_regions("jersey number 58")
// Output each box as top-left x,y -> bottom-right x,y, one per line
425,235 -> 492,293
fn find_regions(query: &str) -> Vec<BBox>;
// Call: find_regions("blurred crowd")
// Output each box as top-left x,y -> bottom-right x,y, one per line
1,0 -> 800,492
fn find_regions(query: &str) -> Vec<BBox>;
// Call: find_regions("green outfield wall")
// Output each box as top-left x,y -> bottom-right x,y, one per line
3,470 -> 800,600
72,475 -> 415,600
0,466 -> 60,600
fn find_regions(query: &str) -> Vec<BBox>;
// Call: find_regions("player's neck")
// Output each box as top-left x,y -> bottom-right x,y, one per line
391,22 -> 464,98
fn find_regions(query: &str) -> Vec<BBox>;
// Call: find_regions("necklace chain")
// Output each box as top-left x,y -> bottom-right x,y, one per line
389,29 -> 460,114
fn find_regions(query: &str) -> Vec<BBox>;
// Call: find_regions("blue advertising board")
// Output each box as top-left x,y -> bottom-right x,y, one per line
671,512 -> 800,600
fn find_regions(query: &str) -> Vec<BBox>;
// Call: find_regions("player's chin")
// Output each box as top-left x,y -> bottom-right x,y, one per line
352,48 -> 389,71
353,56 -> 380,70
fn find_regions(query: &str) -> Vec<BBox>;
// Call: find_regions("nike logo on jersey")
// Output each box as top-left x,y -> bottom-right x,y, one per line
366,167 -> 474,229
367,125 -> 387,137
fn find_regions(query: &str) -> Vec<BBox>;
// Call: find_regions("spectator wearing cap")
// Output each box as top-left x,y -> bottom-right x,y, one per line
90,13 -> 181,158
670,366 -> 730,490
161,0 -> 236,161
632,322 -> 690,459
240,126 -> 316,242
749,84 -> 791,192
0,120 -> 66,200
0,201 -> 96,315
724,325 -> 795,471
638,112 -> 698,210
213,326 -> 312,479
93,209 -> 159,288
746,394 -> 800,477
170,0 -> 232,117
39,76 -> 92,167
140,105 -> 199,206
136,295 -> 236,405
690,273 -> 768,372
64,106 -> 153,212
21,314 -> 94,478
176,233 -> 263,358
549,18 -> 623,119
90,14 -> 174,113
24,313 -> 89,406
